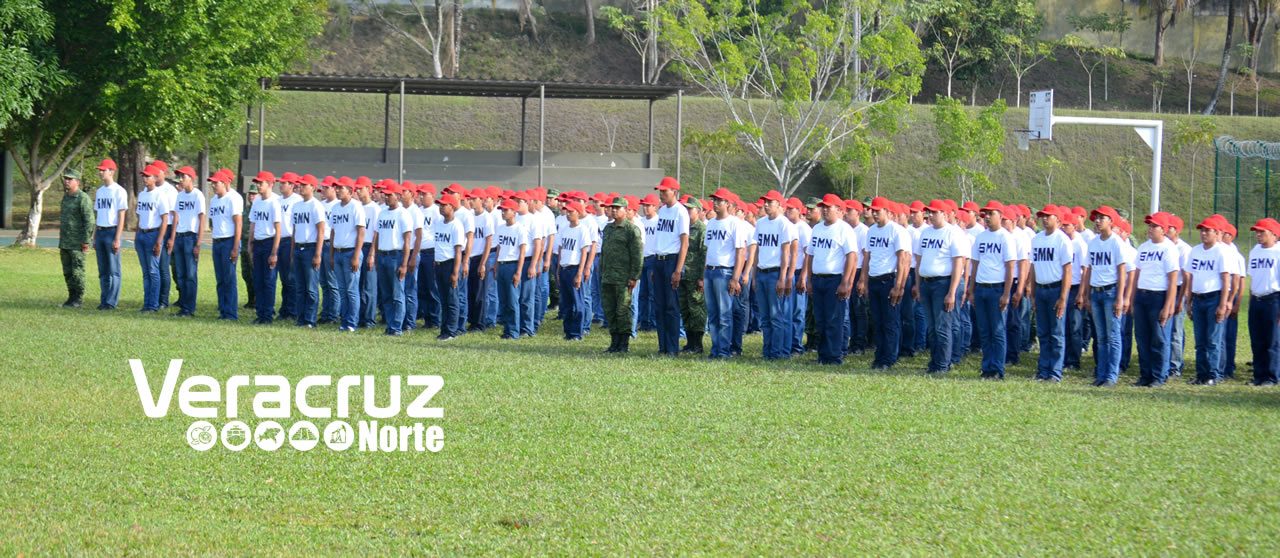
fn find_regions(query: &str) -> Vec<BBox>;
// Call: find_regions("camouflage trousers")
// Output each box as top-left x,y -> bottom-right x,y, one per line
601,282 -> 633,336
60,249 -> 86,302
679,279 -> 706,334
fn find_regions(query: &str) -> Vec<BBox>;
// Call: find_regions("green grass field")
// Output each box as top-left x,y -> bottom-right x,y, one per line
2,246 -> 1279,555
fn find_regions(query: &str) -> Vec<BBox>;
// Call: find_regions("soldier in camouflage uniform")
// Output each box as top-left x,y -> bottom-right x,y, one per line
599,196 -> 643,353
680,197 -> 708,354
241,189 -> 258,308
58,169 -> 95,307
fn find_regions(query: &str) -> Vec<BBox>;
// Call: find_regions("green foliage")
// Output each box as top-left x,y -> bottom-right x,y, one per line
933,96 -> 1006,201
1170,117 -> 1218,156
661,0 -> 923,195
0,0 -> 66,132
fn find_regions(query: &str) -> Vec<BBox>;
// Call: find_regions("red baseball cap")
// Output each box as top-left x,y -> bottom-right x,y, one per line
1196,215 -> 1227,231
979,200 -> 1004,214
785,197 -> 806,210
353,176 -> 371,188
208,169 -> 234,183
321,175 -> 337,187
141,165 -> 164,178
486,186 -> 502,198
845,199 -> 865,212
280,171 -> 300,183
173,166 -> 195,178
1144,213 -> 1174,229
1036,204 -> 1061,218
96,158 -> 117,171
868,196 -> 893,211
656,176 -> 680,191
336,176 -> 355,188
1090,206 -> 1121,222
499,199 -> 520,212
253,171 -> 275,184
926,199 -> 949,213
445,183 -> 465,194
1117,219 -> 1132,234
960,201 -> 980,213
564,201 -> 586,214
909,200 -> 926,213
419,182 -> 436,195
709,187 -> 735,201
298,174 -> 318,187
1250,218 -> 1280,236
759,190 -> 785,204
436,194 -> 460,208
817,194 -> 844,208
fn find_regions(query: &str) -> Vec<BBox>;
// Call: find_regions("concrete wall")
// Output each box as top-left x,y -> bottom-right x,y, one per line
1039,0 -> 1279,73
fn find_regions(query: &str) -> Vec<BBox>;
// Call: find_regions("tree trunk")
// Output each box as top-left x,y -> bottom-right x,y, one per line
1015,74 -> 1022,108
1154,10 -> 1168,67
15,183 -> 49,247
451,0 -> 462,76
1203,0 -> 1237,115
444,6 -> 456,77
119,140 -> 146,228
584,0 -> 595,45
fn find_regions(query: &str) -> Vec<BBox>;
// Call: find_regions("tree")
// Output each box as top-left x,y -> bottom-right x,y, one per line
601,1 -> 671,84
661,0 -> 924,197
1152,66 -> 1172,112
1202,0 -> 1237,115
1142,0 -> 1198,67
1060,34 -> 1123,110
933,96 -> 1006,202
1037,155 -> 1063,203
584,0 -> 596,45
361,0 -> 451,78
2,0 -> 325,247
997,0 -> 1052,108
1178,25 -> 1203,114
1116,154 -> 1139,219
1227,46 -> 1254,116
1068,11 -> 1130,102
0,0 -> 66,134
1170,118 -> 1217,218
516,0 -> 540,42
912,0 -> 1014,99
1242,0 -> 1275,76
683,128 -> 739,197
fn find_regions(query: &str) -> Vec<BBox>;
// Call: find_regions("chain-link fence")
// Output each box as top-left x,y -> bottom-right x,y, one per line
1213,136 -> 1280,230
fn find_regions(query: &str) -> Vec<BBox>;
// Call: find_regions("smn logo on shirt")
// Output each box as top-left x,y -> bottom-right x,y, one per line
1251,258 -> 1276,270
757,233 -> 780,247
1138,251 -> 1164,262
434,231 -> 452,244
330,213 -> 351,226
1189,258 -> 1216,271
252,210 -> 272,222
920,237 -> 944,250
657,219 -> 676,233
378,218 -> 397,231
868,236 -> 893,248
498,234 -> 518,248
1033,247 -> 1055,262
977,242 -> 1002,255
96,198 -> 115,210
177,200 -> 198,211
209,205 -> 227,217
1089,251 -> 1113,266
559,237 -> 578,252
137,201 -> 155,213
707,229 -> 728,242
811,236 -> 834,250
294,212 -> 312,225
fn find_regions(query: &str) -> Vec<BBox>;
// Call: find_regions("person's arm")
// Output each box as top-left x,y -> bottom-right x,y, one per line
891,249 -> 909,303
912,251 -> 923,301
398,231 -> 411,279
514,242 -> 526,286
451,243 -> 464,287
627,227 -> 643,289
730,246 -> 746,296
194,207 -> 206,257
672,233 -> 690,289
1160,270 -> 1178,325
269,221 -> 281,269
79,196 -> 93,252
776,239 -> 794,296
166,207 -> 177,252
966,259 -> 978,305
313,220 -> 326,269
352,225 -> 365,272
461,230 -> 474,274
857,249 -> 871,297
1216,271 -> 1231,322
529,236 -> 544,279
154,207 -> 169,258
542,232 -> 555,271
1057,262 -> 1072,319
1114,263 -> 1129,317
231,214 -> 242,262
945,256 -> 964,311
801,246 -> 813,296
113,206 -> 126,253
407,226 -> 422,270
1001,260 -> 1014,311
575,246 -> 588,288
838,249 -> 857,300
1078,266 -> 1093,310
367,228 -> 378,271
479,231 -> 493,279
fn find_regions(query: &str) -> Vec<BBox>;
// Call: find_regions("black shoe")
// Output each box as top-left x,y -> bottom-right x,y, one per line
604,334 -> 621,353
318,319 -> 334,325
243,301 -> 255,309
1133,379 -> 1152,387
1258,380 -> 1277,387
1091,379 -> 1105,387
618,336 -> 630,354
1097,380 -> 1117,387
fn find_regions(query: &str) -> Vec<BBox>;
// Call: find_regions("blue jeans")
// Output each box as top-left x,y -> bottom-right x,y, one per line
251,239 -> 278,321
653,256 -> 682,354
630,281 -> 640,337
1132,289 -> 1173,385
94,228 -> 122,308
755,268 -> 792,359
320,242 -> 338,322
591,257 -> 605,323
913,284 -> 928,352
1034,284 -> 1067,380
868,274 -> 901,367
974,284 -> 1007,377
639,255 -> 657,330
212,237 -> 238,319
293,243 -> 320,325
159,240 -> 171,307
811,274 -> 846,364
135,229 -> 161,311
534,266 -> 550,331
919,276 -> 954,372
358,244 -> 377,327
1221,313 -> 1239,378
560,265 -> 585,339
1168,307 -> 1186,376
1249,294 -> 1280,384
467,255 -> 486,330
277,237 -> 296,318
497,261 -> 521,338
1191,293 -> 1225,382
704,266 -> 734,358
1119,312 -> 1134,372
457,263 -> 470,334
174,233 -> 199,314
951,294 -> 969,366
436,258 -> 461,338
402,254 -> 419,331
333,248 -> 360,330
731,281 -> 749,354
377,249 -> 406,334
1090,285 -> 1123,384
418,249 -> 438,327
791,270 -> 807,354
519,258 -> 538,336
898,273 -> 916,357
848,293 -> 869,353
1065,285 -> 1084,368
484,252 -> 499,328
1005,279 -> 1024,365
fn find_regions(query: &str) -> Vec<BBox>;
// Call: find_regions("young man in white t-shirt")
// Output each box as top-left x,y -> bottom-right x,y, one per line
355,178 -> 381,329
913,200 -> 967,375
171,166 -> 206,317
493,198 -> 530,340
1077,206 -> 1129,387
207,168 -> 243,320
372,183 -> 414,336
247,172 -> 283,324
803,195 -> 858,365
652,178 -> 691,355
290,175 -> 328,327
327,178 -> 365,332
752,190 -> 798,360
857,197 -> 912,369
1246,218 -> 1280,386
1129,212 -> 1180,387
704,188 -> 748,359
135,164 -> 172,313
1180,215 -> 1233,385
433,193 -> 467,340
968,201 -> 1016,379
557,201 -> 594,341
92,159 -> 129,309
1219,225 -> 1247,380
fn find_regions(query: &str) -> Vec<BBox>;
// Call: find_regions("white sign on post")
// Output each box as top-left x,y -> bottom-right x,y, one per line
1028,90 -> 1053,141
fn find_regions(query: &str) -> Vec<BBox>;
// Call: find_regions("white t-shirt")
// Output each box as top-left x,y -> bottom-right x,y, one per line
704,216 -> 747,268
794,219 -> 813,271
1029,229 -> 1073,284
1068,233 -> 1089,286
807,220 -> 858,275
864,221 -> 911,277
1173,238 -> 1193,286
278,193 -> 302,237
1248,244 -> 1280,296
361,202 -> 380,245
173,190 -> 206,234
972,228 -> 1015,285
470,209 -> 495,258
93,183 -> 128,227
1134,239 -> 1179,291
916,224 -> 964,278
1085,234 -> 1127,287
157,182 -> 178,224
328,200 -> 364,249
374,206 -> 414,251
753,215 -> 798,269
135,188 -> 172,230
1224,243 -> 1246,277
906,224 -> 924,269
494,220 -> 529,262
208,190 -> 243,239
402,204 -> 424,250
535,207 -> 556,242
1187,243 -> 1230,294
321,198 -> 338,239
419,204 -> 440,250
654,203 -> 691,256
290,198 -> 327,243
1006,226 -> 1030,279
557,223 -> 590,266
249,196 -> 282,241
433,218 -> 466,262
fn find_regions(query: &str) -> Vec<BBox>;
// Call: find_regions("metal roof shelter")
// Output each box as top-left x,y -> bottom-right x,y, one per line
248,73 -> 685,186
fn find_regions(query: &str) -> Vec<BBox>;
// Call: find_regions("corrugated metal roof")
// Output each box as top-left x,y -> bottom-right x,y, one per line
269,73 -> 683,100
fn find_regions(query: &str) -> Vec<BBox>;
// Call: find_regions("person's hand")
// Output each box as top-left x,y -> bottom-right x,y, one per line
451,271 -> 459,288
697,279 -> 704,293
193,244 -> 200,257
1159,305 -> 1172,326
943,291 -> 955,312
81,243 -> 89,253
797,278 -> 807,296
1055,298 -> 1066,320
230,247 -> 239,263
312,255 -> 321,270
999,294 -> 1010,312
628,279 -> 637,291
365,257 -> 375,271
153,244 -> 161,257
478,263 -> 486,280
912,284 -> 920,301
166,240 -> 174,253
670,269 -> 682,290
1076,295 -> 1087,311
776,277 -> 788,296
350,256 -> 359,273
112,239 -> 121,254
1114,301 -> 1124,319
837,281 -> 852,300
574,275 -> 583,289
268,254 -> 277,269
1011,291 -> 1023,307
1216,303 -> 1228,322
889,285 -> 903,305
527,265 -> 537,280
514,274 -> 522,287
398,264 -> 407,280
857,280 -> 867,298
